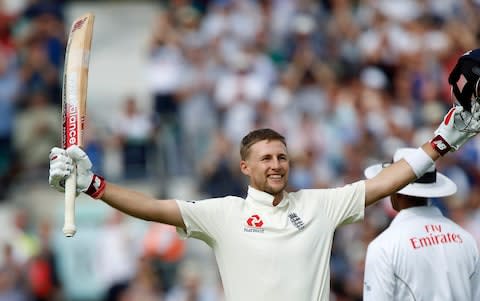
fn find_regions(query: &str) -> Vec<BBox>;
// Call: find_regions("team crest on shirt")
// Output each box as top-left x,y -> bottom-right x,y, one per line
288,212 -> 305,230
244,214 -> 265,233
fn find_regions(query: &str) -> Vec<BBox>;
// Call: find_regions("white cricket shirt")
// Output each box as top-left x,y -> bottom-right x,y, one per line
364,206 -> 480,301
176,181 -> 365,301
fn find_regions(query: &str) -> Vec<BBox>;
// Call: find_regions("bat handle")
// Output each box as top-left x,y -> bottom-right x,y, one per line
63,166 -> 77,237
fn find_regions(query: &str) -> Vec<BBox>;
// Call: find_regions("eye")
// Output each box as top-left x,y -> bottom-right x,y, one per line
260,154 -> 273,161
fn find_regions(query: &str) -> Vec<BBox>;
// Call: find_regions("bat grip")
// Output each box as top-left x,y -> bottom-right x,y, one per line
63,166 -> 77,237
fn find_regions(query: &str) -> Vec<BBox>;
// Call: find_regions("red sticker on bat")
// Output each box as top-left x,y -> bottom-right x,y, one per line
72,17 -> 87,32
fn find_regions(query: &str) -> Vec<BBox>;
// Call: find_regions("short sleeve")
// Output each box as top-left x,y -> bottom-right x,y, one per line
301,181 -> 365,228
333,181 -> 365,226
175,197 -> 230,246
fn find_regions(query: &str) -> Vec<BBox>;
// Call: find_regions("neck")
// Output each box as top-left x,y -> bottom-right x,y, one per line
398,197 -> 428,210
272,195 -> 282,206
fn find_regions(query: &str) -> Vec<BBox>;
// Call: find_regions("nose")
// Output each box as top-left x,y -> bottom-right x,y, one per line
270,158 -> 281,169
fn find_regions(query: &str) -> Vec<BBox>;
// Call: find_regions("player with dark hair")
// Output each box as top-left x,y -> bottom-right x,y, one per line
49,50 -> 480,301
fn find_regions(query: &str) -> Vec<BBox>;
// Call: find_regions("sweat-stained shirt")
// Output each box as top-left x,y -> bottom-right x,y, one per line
176,181 -> 365,301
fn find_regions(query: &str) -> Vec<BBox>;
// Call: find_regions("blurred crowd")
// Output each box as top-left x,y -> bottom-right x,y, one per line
2,0 -> 480,300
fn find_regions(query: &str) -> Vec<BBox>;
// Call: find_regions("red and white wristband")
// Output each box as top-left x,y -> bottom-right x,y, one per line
430,135 -> 452,156
85,174 -> 106,199
403,147 -> 435,178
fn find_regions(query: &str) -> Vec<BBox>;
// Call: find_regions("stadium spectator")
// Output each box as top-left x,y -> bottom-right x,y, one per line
120,256 -> 164,301
165,260 -> 224,301
95,211 -> 137,300
13,90 -> 60,179
0,243 -> 28,301
110,96 -> 155,179
0,36 -> 20,200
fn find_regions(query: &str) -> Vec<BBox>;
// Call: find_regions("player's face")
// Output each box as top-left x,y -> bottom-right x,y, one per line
240,140 -> 289,197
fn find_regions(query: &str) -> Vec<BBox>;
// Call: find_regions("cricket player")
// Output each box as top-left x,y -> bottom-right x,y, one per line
363,148 -> 480,301
49,49 -> 480,301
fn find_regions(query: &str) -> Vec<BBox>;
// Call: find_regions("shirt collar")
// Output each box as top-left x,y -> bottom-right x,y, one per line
391,206 -> 443,226
246,186 -> 289,208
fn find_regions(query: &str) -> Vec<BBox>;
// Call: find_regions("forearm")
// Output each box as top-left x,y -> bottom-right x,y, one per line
100,182 -> 185,228
365,143 -> 440,206
49,146 -> 187,229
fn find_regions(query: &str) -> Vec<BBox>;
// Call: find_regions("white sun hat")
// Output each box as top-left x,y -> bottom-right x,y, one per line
364,148 -> 457,198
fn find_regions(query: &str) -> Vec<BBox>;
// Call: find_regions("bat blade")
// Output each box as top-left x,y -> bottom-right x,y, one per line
62,13 -> 95,237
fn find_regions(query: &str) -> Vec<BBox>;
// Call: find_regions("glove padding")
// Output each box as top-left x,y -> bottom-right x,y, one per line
49,147 -> 74,192
48,145 -> 94,194
432,103 -> 480,155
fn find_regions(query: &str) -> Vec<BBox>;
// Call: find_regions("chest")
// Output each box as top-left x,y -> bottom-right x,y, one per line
216,207 -> 334,259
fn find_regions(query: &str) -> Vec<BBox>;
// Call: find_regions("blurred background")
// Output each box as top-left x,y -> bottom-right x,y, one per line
1,0 -> 480,300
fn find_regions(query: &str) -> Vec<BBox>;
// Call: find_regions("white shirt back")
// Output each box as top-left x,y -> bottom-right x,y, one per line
364,206 -> 480,301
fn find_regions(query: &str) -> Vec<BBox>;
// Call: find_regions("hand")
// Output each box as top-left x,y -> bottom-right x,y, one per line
67,145 -> 95,193
49,146 -> 93,193
49,147 -> 73,192
49,146 -> 106,198
432,103 -> 480,155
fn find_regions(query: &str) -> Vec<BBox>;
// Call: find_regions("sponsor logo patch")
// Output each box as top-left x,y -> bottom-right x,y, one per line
244,214 -> 264,233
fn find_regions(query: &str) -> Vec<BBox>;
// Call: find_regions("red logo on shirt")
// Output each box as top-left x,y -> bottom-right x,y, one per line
409,224 -> 463,249
246,214 -> 264,228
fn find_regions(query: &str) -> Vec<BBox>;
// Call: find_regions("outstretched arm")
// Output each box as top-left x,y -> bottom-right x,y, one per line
49,146 -> 186,229
364,143 -> 439,207
365,104 -> 480,207
101,182 -> 185,228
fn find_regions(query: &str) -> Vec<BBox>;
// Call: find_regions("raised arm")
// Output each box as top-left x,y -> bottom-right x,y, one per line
365,104 -> 480,207
100,182 -> 185,228
364,48 -> 480,207
364,143 -> 438,207
49,145 -> 186,229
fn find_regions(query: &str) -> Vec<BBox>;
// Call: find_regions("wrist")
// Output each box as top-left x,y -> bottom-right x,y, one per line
430,135 -> 452,156
403,147 -> 435,178
85,174 -> 106,199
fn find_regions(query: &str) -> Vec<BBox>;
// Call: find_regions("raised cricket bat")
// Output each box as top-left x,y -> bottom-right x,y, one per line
62,13 -> 95,237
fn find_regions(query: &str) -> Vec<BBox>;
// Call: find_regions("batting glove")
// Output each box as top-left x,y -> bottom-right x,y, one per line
49,147 -> 73,192
431,103 -> 480,155
49,146 -> 106,198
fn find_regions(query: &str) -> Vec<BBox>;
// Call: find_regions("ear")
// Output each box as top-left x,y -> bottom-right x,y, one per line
240,160 -> 250,176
